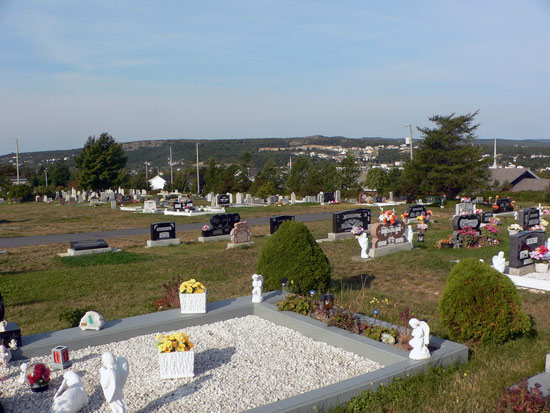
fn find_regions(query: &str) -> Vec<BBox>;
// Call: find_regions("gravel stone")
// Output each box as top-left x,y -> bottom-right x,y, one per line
1,315 -> 383,412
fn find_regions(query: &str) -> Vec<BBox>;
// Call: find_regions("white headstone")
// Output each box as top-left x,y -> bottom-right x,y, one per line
335,190 -> 341,203
143,200 -> 157,213
229,193 -> 233,204
246,193 -> 252,204
236,192 -> 243,204
79,311 -> 105,331
111,200 -> 117,210
290,192 -> 296,205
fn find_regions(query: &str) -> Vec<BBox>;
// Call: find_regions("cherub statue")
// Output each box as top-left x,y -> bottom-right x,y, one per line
252,274 -> 264,303
408,318 -> 431,360
18,362 -> 28,384
492,251 -> 506,273
100,352 -> 129,413
0,344 -> 11,367
52,370 -> 89,413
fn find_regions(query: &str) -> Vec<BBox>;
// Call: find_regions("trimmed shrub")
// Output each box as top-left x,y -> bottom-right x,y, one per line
439,259 -> 531,344
257,220 -> 331,295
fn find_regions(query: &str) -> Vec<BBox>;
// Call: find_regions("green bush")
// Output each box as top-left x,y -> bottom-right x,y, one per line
257,220 -> 331,295
439,259 -> 531,344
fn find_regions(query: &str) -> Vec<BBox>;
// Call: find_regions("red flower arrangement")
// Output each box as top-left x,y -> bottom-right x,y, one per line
26,363 -> 51,391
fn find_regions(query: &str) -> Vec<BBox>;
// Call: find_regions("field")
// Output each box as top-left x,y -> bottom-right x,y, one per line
1,200 -> 550,411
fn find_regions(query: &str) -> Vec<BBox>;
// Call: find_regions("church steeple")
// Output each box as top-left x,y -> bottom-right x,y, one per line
490,138 -> 498,169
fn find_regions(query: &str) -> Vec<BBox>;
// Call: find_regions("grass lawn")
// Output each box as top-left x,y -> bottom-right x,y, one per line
1,201 -> 550,411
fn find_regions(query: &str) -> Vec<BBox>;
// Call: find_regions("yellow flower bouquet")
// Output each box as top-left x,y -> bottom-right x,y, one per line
155,332 -> 194,353
179,279 -> 205,294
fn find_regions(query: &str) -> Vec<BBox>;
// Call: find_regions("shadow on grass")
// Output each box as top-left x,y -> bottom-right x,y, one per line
336,274 -> 376,291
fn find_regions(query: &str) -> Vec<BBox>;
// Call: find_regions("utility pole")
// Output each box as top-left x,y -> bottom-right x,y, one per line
16,139 -> 20,185
45,168 -> 48,187
196,141 -> 200,195
408,124 -> 413,161
169,146 -> 174,185
144,161 -> 150,184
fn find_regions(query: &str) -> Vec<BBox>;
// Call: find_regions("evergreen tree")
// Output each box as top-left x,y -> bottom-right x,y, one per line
286,155 -> 311,195
49,160 -> 71,188
339,154 -> 360,192
74,133 -> 127,190
401,111 -> 490,198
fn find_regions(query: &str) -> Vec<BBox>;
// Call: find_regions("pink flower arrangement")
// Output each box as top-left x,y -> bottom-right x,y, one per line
530,246 -> 550,263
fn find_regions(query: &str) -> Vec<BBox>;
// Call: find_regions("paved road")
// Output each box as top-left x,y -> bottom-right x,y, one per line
0,212 -> 333,248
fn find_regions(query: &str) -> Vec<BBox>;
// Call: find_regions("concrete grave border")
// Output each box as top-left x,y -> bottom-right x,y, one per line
16,293 -> 468,413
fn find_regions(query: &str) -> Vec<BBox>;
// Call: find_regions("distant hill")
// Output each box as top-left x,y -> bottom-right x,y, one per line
2,136 -> 550,172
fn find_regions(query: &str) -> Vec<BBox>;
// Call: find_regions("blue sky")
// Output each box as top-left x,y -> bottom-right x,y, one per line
1,0 -> 549,155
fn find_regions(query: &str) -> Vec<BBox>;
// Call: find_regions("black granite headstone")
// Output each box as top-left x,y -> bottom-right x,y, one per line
518,207 -> 540,229
173,201 -> 183,211
406,193 -> 415,204
70,239 -> 109,251
151,222 -> 176,241
452,214 -> 481,232
495,198 -> 514,213
323,192 -> 335,203
332,209 -> 371,233
375,196 -> 383,203
202,213 -> 240,237
269,215 -> 295,234
406,204 -> 427,219
481,211 -> 494,224
217,194 -> 230,205
509,230 -> 545,268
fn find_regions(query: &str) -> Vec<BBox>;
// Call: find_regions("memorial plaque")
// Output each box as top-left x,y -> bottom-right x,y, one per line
332,209 -> 371,233
358,192 -> 368,204
217,194 -> 230,205
481,211 -> 494,224
269,215 -> 295,234
202,213 -> 240,237
406,204 -> 427,219
323,192 -> 335,203
518,207 -> 540,229
509,230 -> 545,268
375,196 -> 383,203
370,220 -> 406,248
70,239 -> 109,251
151,222 -> 176,241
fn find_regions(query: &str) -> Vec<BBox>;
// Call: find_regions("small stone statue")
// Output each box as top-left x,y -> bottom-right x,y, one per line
252,274 -> 264,303
492,251 -> 506,273
100,352 -> 129,413
0,344 -> 11,367
405,225 -> 413,244
514,211 -> 518,221
356,232 -> 369,259
408,318 -> 431,360
18,362 -> 28,384
0,320 -> 7,332
51,370 -> 89,413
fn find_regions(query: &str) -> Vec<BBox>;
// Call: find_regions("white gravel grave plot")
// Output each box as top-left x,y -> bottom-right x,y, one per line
1,315 -> 383,413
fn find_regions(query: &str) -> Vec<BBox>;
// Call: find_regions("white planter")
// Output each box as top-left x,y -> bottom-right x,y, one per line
158,350 -> 194,379
508,230 -> 519,236
179,291 -> 207,314
535,263 -> 549,273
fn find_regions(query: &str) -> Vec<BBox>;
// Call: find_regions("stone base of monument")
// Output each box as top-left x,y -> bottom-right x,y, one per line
509,264 -> 535,276
198,235 -> 231,243
226,241 -> 255,250
327,232 -> 355,241
146,238 -> 181,248
58,247 -> 119,257
368,242 -> 413,258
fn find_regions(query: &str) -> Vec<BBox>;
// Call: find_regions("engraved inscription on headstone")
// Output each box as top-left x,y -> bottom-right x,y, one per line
509,230 -> 545,268
370,220 -> 406,248
202,213 -> 240,237
150,222 -> 176,241
323,192 -> 335,203
406,204 -> 427,219
481,211 -> 494,224
269,215 -> 295,234
217,194 -> 230,205
518,207 -> 540,230
70,239 -> 109,251
332,209 -> 371,233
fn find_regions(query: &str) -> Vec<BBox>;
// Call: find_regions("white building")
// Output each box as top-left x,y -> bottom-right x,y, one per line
149,175 -> 167,190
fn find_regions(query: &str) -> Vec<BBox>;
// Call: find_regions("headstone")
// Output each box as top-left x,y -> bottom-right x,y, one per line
207,192 -> 213,202
229,193 -> 234,204
290,192 -> 296,205
455,202 -> 474,216
389,191 -> 394,202
519,207 -> 540,230
230,221 -> 252,244
35,195 -> 43,202
0,198 -> 4,204
122,195 -> 131,204
100,192 -> 107,202
236,192 -> 243,204
323,192 -> 335,203
335,190 -> 341,203
509,230 -> 545,272
269,215 -> 295,234
69,197 -> 77,204
370,219 -> 407,249
451,213 -> 482,246
406,204 -> 427,219
217,194 -> 230,206
89,198 -> 100,207
332,209 -> 371,233
59,198 -> 66,205
202,213 -> 241,237
150,222 -> 176,241
268,195 -> 279,205
481,211 -> 494,224
317,192 -> 324,203
111,200 -> 116,210
358,192 -> 369,204
246,193 -> 252,204
71,188 -> 77,198
173,201 -> 184,211
43,195 -> 49,203
70,239 -> 109,251
142,189 -> 147,195
474,197 -> 484,203
495,198 -> 514,213
406,193 -> 415,204
143,200 -> 157,213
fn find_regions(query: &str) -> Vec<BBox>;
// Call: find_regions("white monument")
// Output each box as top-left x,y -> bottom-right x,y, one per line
51,371 -> 89,413
79,311 -> 105,331
405,225 -> 414,244
252,274 -> 264,303
356,231 -> 369,259
492,251 -> 506,273
100,352 -> 129,413
408,318 -> 431,360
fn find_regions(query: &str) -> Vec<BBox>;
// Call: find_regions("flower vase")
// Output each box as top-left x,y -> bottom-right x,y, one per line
179,291 -> 207,314
158,350 -> 194,379
417,232 -> 425,242
535,262 -> 549,273
508,230 -> 519,236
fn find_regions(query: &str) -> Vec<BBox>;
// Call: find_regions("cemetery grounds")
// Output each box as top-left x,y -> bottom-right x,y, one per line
1,201 -> 550,411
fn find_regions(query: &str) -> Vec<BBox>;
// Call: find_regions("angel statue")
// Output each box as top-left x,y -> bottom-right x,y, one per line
252,274 -> 264,303
51,370 -> 89,413
100,352 -> 129,413
408,318 -> 431,360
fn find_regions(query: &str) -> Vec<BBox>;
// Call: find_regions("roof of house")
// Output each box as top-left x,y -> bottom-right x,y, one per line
489,168 -> 539,186
509,178 -> 550,192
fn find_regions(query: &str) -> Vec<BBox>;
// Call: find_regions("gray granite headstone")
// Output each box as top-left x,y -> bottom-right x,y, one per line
509,230 -> 545,269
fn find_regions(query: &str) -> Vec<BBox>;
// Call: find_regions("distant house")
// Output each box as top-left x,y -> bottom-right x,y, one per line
489,168 -> 548,192
149,175 -> 166,190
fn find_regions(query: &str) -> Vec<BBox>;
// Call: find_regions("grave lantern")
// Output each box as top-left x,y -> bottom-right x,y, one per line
280,278 -> 288,293
321,293 -> 334,311
51,345 -> 71,370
